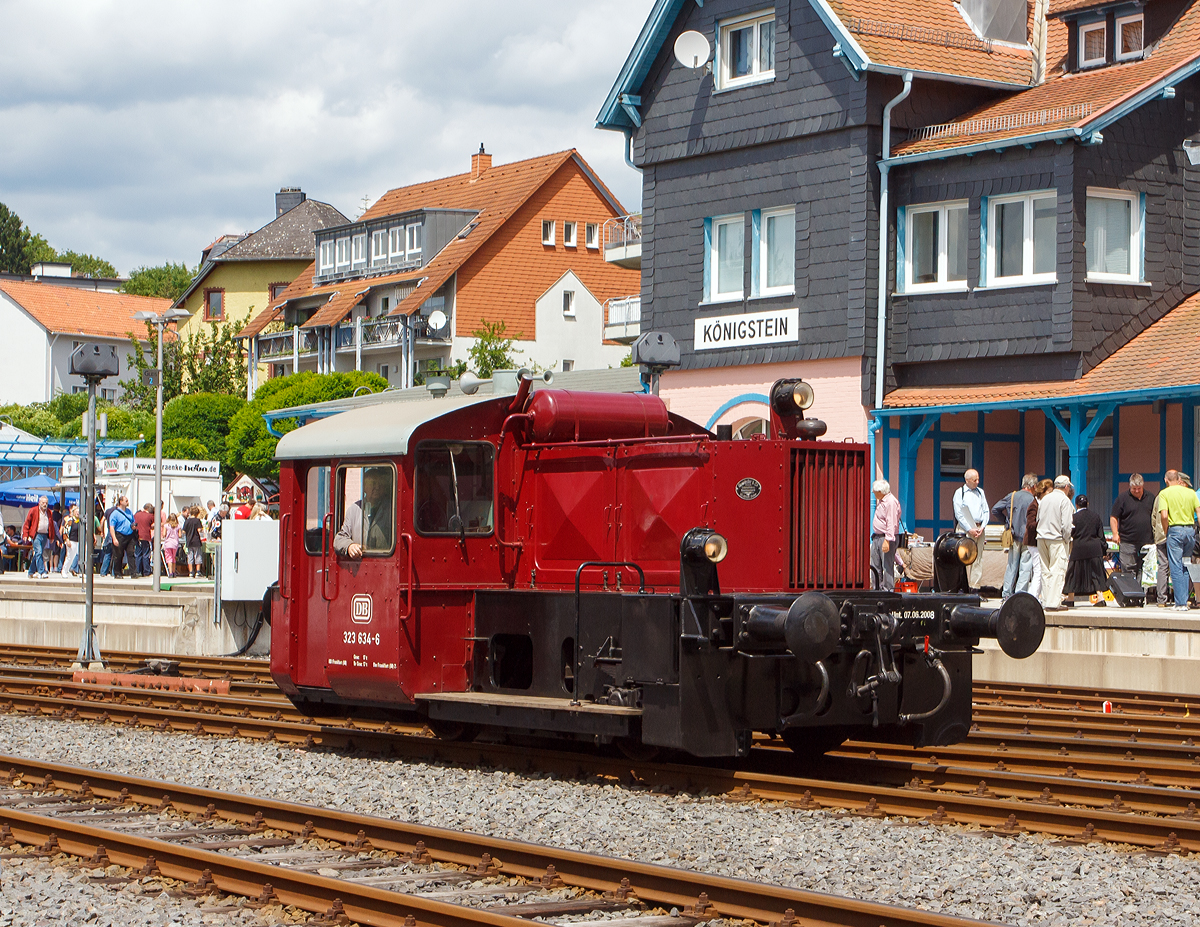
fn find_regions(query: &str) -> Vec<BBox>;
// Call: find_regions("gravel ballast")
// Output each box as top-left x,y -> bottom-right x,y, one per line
1,715 -> 1199,926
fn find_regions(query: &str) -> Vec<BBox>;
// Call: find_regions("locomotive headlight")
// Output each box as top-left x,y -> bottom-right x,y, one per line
955,537 -> 978,565
770,379 -> 815,416
682,528 -> 729,563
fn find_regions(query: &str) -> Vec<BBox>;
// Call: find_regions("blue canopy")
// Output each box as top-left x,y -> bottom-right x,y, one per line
0,434 -> 141,468
0,475 -> 79,508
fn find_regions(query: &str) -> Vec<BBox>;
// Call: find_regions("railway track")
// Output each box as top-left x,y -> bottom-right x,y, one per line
2,647 -> 1199,855
0,755 -> 1002,927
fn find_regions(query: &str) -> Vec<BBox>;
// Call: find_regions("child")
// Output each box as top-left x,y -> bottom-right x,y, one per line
162,514 -> 180,579
182,506 -> 205,578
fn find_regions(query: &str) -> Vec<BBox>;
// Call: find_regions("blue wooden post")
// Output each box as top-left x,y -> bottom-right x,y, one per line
898,413 -> 937,532
1045,403 -> 1117,497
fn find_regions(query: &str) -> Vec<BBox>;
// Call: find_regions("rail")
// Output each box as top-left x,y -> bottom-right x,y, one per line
602,214 -> 641,251
605,295 -> 641,325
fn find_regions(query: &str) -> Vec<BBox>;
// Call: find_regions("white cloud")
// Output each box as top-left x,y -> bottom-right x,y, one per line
0,0 -> 648,274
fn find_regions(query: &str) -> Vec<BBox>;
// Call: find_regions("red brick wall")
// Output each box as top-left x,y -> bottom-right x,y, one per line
453,161 -> 639,340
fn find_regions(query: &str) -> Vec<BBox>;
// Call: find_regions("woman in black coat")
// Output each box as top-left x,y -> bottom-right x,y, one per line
1065,494 -> 1109,604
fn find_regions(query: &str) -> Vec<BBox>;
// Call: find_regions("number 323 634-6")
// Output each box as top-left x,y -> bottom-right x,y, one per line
344,631 -> 380,646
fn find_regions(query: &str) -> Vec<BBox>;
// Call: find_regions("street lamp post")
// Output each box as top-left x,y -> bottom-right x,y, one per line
133,307 -> 190,593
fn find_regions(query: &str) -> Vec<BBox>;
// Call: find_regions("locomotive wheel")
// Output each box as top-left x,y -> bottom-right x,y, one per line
614,736 -> 659,762
780,727 -> 847,759
427,719 -> 479,742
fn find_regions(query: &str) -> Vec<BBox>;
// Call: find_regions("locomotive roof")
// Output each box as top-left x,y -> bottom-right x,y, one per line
274,393 -> 496,460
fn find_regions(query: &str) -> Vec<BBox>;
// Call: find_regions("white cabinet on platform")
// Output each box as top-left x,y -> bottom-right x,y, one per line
219,520 -> 279,602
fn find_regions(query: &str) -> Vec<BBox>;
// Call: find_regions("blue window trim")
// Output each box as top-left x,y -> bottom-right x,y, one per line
978,195 -> 989,287
750,209 -> 762,298
1139,192 -> 1147,283
895,205 -> 906,294
703,217 -> 713,302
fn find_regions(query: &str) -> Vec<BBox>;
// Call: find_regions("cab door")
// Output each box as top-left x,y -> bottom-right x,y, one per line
323,461 -> 409,704
287,463 -> 332,690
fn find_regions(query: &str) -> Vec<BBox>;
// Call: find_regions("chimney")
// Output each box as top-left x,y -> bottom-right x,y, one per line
276,187 -> 306,217
470,144 -> 492,183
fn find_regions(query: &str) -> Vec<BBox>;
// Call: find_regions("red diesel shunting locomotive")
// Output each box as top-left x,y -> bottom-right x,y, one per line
269,372 -> 1044,759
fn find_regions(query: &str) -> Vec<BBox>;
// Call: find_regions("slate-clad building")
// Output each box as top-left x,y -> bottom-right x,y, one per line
600,0 -> 1200,536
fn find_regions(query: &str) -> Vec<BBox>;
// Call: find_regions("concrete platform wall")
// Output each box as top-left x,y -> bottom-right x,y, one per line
0,582 -> 267,657
976,609 -> 1200,698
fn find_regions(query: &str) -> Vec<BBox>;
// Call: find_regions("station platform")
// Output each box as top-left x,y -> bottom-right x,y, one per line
0,572 -> 265,657
976,600 -> 1200,698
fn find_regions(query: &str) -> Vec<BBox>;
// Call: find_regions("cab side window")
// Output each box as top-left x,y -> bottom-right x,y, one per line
414,442 -> 495,535
304,466 -> 329,555
335,464 -> 396,555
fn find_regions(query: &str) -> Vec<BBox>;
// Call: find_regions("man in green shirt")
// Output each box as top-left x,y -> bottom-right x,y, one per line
1157,470 -> 1200,610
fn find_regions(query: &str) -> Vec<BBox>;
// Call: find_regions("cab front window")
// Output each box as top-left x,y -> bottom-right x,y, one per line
414,442 -> 495,536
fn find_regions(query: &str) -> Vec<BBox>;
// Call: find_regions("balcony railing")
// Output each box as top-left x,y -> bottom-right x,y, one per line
606,295 -> 641,325
331,316 -> 450,353
603,295 -> 641,344
257,329 -> 318,359
603,214 -> 642,250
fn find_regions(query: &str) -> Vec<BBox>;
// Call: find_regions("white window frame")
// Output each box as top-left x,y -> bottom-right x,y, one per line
986,190 -> 1057,287
406,223 -> 422,258
542,220 -> 555,246
717,9 -> 776,91
371,230 -> 388,265
708,213 -> 745,302
940,442 -> 972,477
1079,21 -> 1106,68
758,206 -> 796,297
562,359 -> 574,372
904,200 -> 969,293
335,236 -> 351,268
389,227 -> 403,258
319,240 -> 335,272
1115,13 -> 1144,61
351,233 -> 366,265
563,221 -> 577,248
585,223 -> 598,249
562,290 -> 576,317
1085,187 -> 1141,283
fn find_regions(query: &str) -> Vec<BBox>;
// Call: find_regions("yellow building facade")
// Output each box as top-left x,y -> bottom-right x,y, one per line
176,259 -> 312,341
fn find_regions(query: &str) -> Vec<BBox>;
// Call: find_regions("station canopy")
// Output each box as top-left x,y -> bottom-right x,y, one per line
0,475 -> 79,508
0,433 -> 141,468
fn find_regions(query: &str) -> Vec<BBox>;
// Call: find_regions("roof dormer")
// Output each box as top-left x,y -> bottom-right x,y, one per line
1054,2 -> 1146,72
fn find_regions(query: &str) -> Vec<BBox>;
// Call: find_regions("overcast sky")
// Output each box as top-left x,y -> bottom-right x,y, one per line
0,0 -> 649,275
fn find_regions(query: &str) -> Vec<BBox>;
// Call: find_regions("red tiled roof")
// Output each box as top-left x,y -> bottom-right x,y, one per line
895,0 -> 1200,155
826,0 -> 1034,86
884,290 -> 1200,408
0,279 -> 172,340
242,149 -> 626,335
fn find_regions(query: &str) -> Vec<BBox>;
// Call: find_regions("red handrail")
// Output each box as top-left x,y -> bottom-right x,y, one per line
400,532 -> 415,622
279,513 -> 292,599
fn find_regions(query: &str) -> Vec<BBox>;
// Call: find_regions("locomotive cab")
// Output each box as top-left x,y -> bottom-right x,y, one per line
269,373 -> 1044,759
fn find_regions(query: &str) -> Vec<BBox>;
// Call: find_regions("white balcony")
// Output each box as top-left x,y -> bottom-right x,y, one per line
603,214 -> 641,269
603,295 -> 641,344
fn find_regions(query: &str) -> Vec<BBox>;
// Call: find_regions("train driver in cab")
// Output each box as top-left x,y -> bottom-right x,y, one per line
334,467 -> 393,559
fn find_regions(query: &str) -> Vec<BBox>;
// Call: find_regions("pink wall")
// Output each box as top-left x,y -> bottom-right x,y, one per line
985,439 -> 1020,497
1120,403 -> 1160,476
1025,410 -> 1045,476
660,356 -> 868,441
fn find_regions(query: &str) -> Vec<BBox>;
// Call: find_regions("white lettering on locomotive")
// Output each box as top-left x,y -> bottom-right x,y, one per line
351,594 -> 373,624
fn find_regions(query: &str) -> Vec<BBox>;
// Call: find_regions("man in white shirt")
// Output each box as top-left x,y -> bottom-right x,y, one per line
952,469 -> 988,590
1036,475 -> 1076,611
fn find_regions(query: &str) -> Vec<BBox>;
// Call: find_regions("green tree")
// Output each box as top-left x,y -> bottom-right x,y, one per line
0,202 -> 31,274
119,325 -> 184,413
226,371 -> 388,479
57,250 -> 118,279
467,319 -> 522,379
183,322 -> 247,396
162,437 -> 210,459
59,406 -> 155,455
25,234 -> 57,266
620,351 -> 634,367
163,392 -> 246,481
0,403 -> 61,438
45,392 -> 91,424
122,262 -> 195,301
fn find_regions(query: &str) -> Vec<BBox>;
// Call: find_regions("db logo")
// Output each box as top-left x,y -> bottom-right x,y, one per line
351,594 -> 373,624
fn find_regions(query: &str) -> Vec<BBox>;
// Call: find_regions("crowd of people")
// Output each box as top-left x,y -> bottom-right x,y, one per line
0,493 -> 273,580
870,467 -> 1200,611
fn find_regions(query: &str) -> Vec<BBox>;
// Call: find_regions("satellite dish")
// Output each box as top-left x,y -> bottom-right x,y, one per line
427,309 -> 447,331
673,31 -> 711,69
